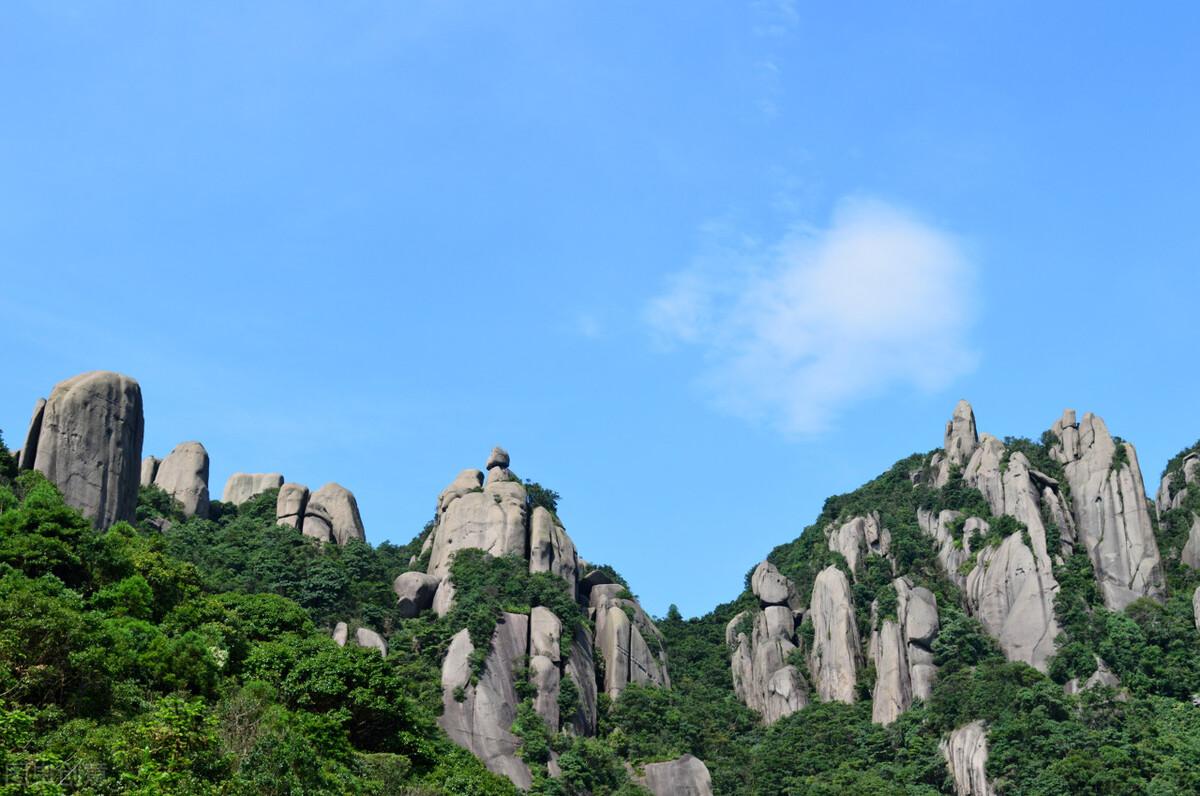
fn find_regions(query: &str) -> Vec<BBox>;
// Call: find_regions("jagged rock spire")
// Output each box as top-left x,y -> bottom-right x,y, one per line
944,399 -> 979,467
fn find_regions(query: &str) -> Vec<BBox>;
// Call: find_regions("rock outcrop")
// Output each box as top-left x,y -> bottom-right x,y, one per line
1063,656 -> 1121,695
31,371 -> 144,528
634,754 -> 714,796
222,472 -> 284,505
428,468 -> 527,579
932,399 -> 980,486
276,482 -> 309,529
140,456 -> 160,486
825,513 -> 891,577
808,565 -> 860,703
592,585 -> 670,698
728,562 -> 810,724
439,616 -> 533,789
330,623 -> 386,657
941,721 -> 995,796
153,441 -> 211,518
529,506 -> 579,592
1050,410 -> 1165,610
393,571 -> 440,618
17,398 -> 45,470
869,577 -> 939,724
302,483 -> 366,544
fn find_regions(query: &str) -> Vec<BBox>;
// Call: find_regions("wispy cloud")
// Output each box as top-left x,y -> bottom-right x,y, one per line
646,198 -> 979,434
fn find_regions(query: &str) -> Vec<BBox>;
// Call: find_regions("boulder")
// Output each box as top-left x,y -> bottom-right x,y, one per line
964,527 -> 1060,671
140,456 -> 160,487
1064,657 -> 1121,695
1194,586 -> 1200,632
1182,515 -> 1200,570
276,483 -> 309,530
354,627 -> 387,657
393,571 -> 440,618
941,721 -> 995,796
17,398 -> 45,470
33,371 -> 144,528
332,622 -> 349,647
870,578 -> 939,724
593,590 -> 669,699
530,654 -> 560,730
437,468 -> 484,514
427,460 -> 527,578
751,561 -> 799,607
728,606 -> 809,724
529,506 -> 579,594
153,441 -> 211,518
486,446 -> 510,470
307,483 -> 366,545
1050,410 -> 1165,610
935,399 -> 979,485
439,615 -> 533,789
222,472 -> 284,505
530,606 -> 562,662
432,576 -> 456,617
808,565 -> 860,703
824,513 -> 891,576
635,754 -> 714,796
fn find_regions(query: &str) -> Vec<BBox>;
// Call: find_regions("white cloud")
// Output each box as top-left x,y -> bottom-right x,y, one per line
646,198 -> 978,434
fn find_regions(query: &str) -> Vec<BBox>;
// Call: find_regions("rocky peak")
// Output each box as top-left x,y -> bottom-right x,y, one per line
153,441 -> 211,519
944,399 -> 979,467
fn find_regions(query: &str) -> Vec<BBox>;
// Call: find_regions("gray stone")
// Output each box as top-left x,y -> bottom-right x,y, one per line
750,561 -> 792,606
222,472 -> 284,505
427,469 -> 527,578
33,371 -> 144,528
140,456 -> 160,487
728,607 -> 809,724
941,721 -> 995,796
437,468 -> 485,514
354,627 -> 387,657
276,482 -> 309,530
529,506 -> 579,594
530,606 -> 562,662
870,578 -> 939,724
154,441 -> 211,518
564,624 -> 598,735
825,513 -> 891,576
1064,656 -> 1121,695
593,590 -> 669,699
1182,514 -> 1200,570
439,615 -> 533,789
935,399 -> 979,485
332,622 -> 348,647
432,576 -> 456,617
1194,586 -> 1200,631
307,483 -> 366,545
635,754 -> 714,796
18,398 -> 45,470
486,446 -> 510,470
393,571 -> 440,618
808,565 -> 860,703
530,654 -> 560,731
1051,410 -> 1165,610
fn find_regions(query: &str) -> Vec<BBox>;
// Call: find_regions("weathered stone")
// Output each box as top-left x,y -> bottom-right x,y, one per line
564,624 -> 598,735
941,721 -> 995,796
1193,586 -> 1200,631
432,577 -> 456,617
530,654 -> 560,730
438,469 -> 484,514
589,583 -> 626,610
354,627 -> 387,657
529,506 -> 579,593
34,371 -> 144,528
751,561 -> 802,608
1051,410 -> 1165,610
439,614 -> 532,789
870,578 -> 939,724
222,472 -> 284,505
276,482 -> 309,530
307,483 -> 365,545
393,571 -> 440,618
935,399 -> 979,485
1064,656 -> 1121,695
140,456 -> 160,487
486,446 -> 510,470
332,622 -> 348,647
593,591 -> 669,699
427,466 -> 527,579
635,754 -> 714,796
530,606 -> 562,662
1182,514 -> 1200,570
965,528 -> 1059,671
808,566 -> 859,703
154,441 -> 211,518
728,606 -> 809,724
18,398 -> 45,470
825,513 -> 891,576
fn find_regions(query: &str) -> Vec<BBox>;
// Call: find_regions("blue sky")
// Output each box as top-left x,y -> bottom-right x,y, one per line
3,2 -> 1199,617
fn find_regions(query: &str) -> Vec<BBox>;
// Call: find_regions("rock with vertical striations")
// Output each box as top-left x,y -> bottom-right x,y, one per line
727,605 -> 810,724
222,472 -> 284,505
564,624 -> 599,735
306,483 -> 365,545
439,615 -> 533,789
941,721 -> 995,796
824,513 -> 891,577
154,442 -> 211,518
18,398 -> 45,470
530,606 -> 562,662
33,371 -> 144,529
934,399 -> 979,486
530,654 -> 560,730
1050,410 -> 1165,610
808,565 -> 860,704
870,578 -> 939,724
276,483 -> 309,530
593,589 -> 669,699
529,506 -> 579,594
140,456 -> 160,487
634,754 -> 714,796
